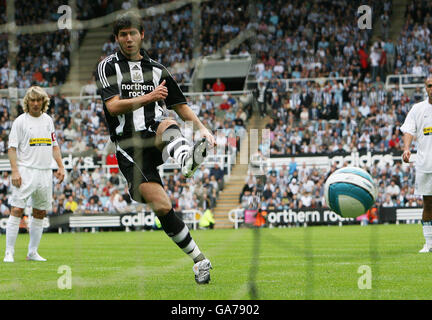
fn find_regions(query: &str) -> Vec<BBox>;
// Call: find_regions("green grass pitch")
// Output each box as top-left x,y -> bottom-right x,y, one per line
0,224 -> 431,300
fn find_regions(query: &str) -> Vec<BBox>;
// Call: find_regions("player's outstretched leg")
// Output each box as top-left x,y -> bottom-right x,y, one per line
160,123 -> 209,178
158,208 -> 212,284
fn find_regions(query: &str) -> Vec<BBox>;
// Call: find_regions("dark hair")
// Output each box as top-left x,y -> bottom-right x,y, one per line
113,11 -> 144,36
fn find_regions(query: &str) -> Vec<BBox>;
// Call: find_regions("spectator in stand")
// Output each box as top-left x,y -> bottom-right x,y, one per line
106,153 -> 119,174
63,123 -> 78,142
212,78 -> 226,93
379,45 -> 387,80
210,163 -> 224,191
388,134 -> 400,152
113,194 -> 128,213
199,193 -> 212,211
386,180 -> 401,200
370,46 -> 381,82
219,96 -> 231,111
255,81 -> 268,117
382,195 -> 395,207
82,78 -> 98,96
358,44 -> 369,77
384,39 -> 395,73
64,195 -> 78,213
85,198 -> 99,214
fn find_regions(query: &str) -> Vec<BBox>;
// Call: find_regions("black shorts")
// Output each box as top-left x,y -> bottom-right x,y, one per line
115,122 -> 164,203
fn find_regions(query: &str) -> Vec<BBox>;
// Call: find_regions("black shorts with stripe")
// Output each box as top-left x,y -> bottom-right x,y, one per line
115,122 -> 164,203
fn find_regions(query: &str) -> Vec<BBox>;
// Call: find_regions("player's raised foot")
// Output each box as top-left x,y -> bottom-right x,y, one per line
193,258 -> 212,284
182,138 -> 208,178
26,251 -> 47,261
419,244 -> 432,253
3,250 -> 14,263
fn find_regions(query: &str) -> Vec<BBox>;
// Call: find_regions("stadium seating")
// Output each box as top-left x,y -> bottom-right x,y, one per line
0,91 -> 244,216
0,0 -> 429,224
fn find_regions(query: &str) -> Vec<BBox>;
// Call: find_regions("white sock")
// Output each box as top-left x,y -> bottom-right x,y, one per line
189,246 -> 204,262
166,137 -> 191,166
423,221 -> 432,248
162,125 -> 191,166
28,217 -> 44,254
6,215 -> 21,253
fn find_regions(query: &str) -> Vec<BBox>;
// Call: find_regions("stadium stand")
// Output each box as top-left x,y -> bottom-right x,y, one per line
0,1 -> 112,90
0,91 -> 244,218
0,0 -> 430,231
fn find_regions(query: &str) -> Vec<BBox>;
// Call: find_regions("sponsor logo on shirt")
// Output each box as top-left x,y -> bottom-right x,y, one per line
29,138 -> 52,146
423,127 -> 432,135
121,83 -> 155,98
129,62 -> 144,83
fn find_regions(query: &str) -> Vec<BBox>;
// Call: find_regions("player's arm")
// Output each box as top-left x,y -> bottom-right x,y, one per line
53,145 -> 65,183
105,80 -> 168,116
8,147 -> 21,188
96,59 -> 167,116
402,132 -> 414,163
400,106 -> 416,164
172,104 -> 216,147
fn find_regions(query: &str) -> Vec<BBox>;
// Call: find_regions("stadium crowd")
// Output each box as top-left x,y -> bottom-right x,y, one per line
0,0 -> 252,218
259,76 -> 424,157
0,91 -> 246,216
251,0 -> 387,82
243,0 -> 432,212
239,160 -> 422,213
257,0 -> 432,159
0,0 -> 430,221
0,0 -> 115,89
99,0 -> 251,87
99,0 -> 393,88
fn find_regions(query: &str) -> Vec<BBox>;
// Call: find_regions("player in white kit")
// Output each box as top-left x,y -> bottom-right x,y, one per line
4,86 -> 65,262
401,77 -> 432,253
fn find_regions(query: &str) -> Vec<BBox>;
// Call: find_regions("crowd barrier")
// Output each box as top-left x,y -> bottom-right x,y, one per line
0,153 -> 234,177
385,74 -> 426,90
0,210 -> 202,234
0,207 -> 421,234
228,207 -> 423,229
252,150 -> 412,171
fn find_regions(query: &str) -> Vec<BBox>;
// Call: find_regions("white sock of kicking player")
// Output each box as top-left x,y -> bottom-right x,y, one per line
5,215 -> 21,253
162,124 -> 191,166
28,217 -> 44,255
422,221 -> 432,248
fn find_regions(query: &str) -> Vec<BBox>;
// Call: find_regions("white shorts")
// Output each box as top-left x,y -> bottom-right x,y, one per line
10,166 -> 53,211
415,171 -> 432,196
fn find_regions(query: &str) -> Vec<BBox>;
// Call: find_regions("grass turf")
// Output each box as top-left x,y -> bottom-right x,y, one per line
0,224 -> 431,300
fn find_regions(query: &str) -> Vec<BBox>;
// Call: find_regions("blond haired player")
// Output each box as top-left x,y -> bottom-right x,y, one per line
4,86 -> 65,262
401,77 -> 432,253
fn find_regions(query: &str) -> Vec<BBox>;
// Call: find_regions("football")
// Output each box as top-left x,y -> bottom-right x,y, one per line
324,166 -> 378,218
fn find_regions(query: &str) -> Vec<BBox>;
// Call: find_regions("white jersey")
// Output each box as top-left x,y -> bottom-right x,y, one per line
8,113 -> 58,169
400,99 -> 432,172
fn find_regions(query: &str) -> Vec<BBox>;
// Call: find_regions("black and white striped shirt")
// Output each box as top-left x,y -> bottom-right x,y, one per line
96,49 -> 186,141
